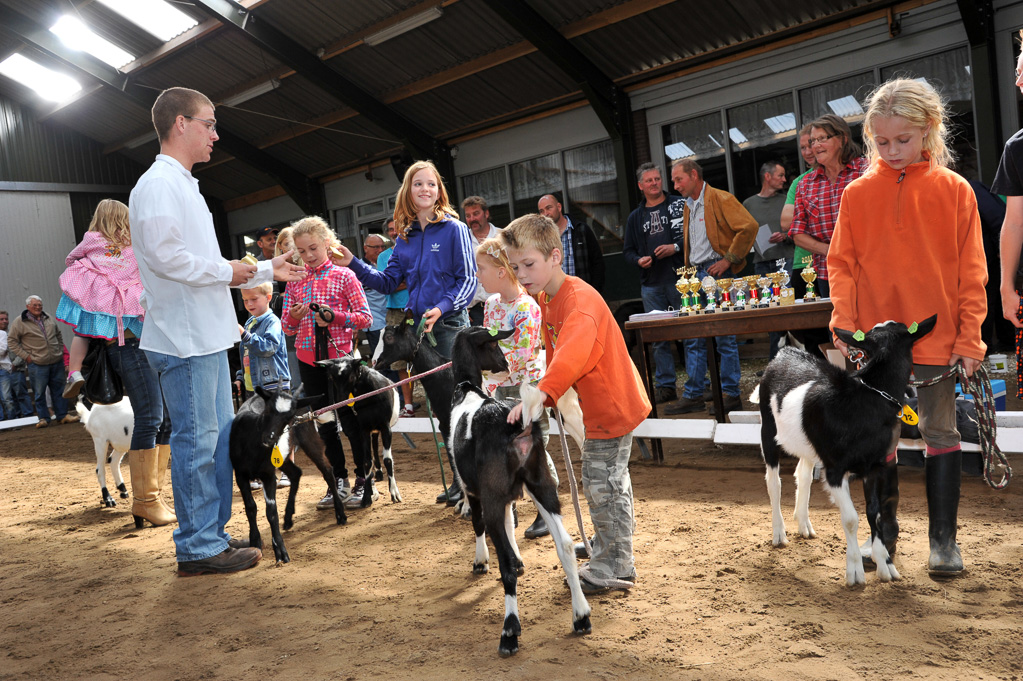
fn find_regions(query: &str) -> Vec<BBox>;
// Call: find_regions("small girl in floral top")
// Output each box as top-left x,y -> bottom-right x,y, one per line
283,216 -> 372,508
476,237 -> 559,540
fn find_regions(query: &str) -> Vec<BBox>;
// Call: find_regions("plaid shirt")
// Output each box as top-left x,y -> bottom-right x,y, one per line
282,260 -> 372,357
560,217 -> 576,277
789,156 -> 867,281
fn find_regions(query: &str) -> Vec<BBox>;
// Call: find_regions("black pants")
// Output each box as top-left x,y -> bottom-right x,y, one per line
298,361 -> 347,481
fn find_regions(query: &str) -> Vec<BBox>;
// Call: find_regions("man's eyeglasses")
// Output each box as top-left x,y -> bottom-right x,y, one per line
185,115 -> 217,133
809,133 -> 836,146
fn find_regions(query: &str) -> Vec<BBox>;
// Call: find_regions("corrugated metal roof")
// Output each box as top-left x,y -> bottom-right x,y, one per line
0,0 -> 925,205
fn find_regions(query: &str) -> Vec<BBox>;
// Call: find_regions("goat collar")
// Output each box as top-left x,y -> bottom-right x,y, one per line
853,377 -> 902,412
455,380 -> 488,400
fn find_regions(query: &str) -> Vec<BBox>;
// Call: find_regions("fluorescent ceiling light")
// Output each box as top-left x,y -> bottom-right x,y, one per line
763,112 -> 796,135
728,127 -> 748,145
364,6 -> 443,46
664,142 -> 695,159
221,78 -> 280,107
707,134 -> 722,148
0,54 -> 82,102
125,130 -> 158,149
50,15 -> 136,69
826,95 -> 863,118
96,0 -> 198,42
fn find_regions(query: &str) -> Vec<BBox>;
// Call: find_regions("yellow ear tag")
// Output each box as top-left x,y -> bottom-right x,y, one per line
271,445 -> 284,468
899,404 -> 919,426
347,392 -> 356,409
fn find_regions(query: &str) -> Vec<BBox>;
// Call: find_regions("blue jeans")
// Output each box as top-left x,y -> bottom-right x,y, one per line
0,368 -> 14,419
430,309 -> 469,360
27,361 -> 67,421
107,339 -> 164,450
12,370 -> 33,417
682,263 -> 741,399
145,349 -> 235,562
754,259 -> 794,359
641,283 -> 683,390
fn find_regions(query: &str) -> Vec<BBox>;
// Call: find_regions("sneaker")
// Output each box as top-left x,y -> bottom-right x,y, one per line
708,394 -> 743,417
664,396 -> 706,415
35,419 -> 48,429
654,386 -> 677,404
575,564 -> 636,594
401,404 -> 415,417
250,479 -> 263,490
316,478 -> 350,510
59,413 -> 80,424
277,473 -> 291,488
344,478 -> 379,508
177,547 -> 261,576
62,372 -> 85,399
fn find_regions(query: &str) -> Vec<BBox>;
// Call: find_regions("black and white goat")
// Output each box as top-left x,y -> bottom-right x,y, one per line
758,316 -> 936,586
230,387 -> 346,564
373,317 -> 459,497
76,398 -> 132,508
317,357 -> 401,506
448,327 -> 590,657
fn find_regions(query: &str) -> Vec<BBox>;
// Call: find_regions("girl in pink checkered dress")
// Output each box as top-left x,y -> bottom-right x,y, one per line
57,199 -> 146,398
282,216 -> 372,508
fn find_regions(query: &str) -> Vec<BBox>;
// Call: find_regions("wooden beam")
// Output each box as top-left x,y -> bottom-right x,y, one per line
223,184 -> 289,212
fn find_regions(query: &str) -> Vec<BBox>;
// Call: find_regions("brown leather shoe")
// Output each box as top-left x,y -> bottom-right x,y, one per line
228,538 -> 250,549
177,547 -> 261,576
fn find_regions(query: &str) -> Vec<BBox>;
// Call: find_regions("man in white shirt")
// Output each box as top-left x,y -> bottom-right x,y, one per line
0,310 -> 14,419
461,196 -> 500,326
130,87 -> 305,576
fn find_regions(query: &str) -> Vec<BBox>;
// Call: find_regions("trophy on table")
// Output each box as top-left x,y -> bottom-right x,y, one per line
757,276 -> 772,307
743,275 -> 761,308
675,267 -> 691,315
717,278 -> 733,310
701,276 -> 719,313
688,271 -> 703,313
801,265 -> 818,300
733,278 -> 748,310
774,269 -> 795,306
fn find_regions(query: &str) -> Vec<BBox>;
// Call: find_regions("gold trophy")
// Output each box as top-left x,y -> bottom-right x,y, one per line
717,278 -> 734,311
801,265 -> 818,301
688,271 -> 702,313
675,267 -> 691,314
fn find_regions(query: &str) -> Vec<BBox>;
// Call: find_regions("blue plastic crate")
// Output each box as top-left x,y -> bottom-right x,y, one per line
954,379 -> 1005,411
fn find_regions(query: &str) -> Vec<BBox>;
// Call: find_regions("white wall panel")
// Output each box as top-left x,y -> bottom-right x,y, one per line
0,191 -> 77,340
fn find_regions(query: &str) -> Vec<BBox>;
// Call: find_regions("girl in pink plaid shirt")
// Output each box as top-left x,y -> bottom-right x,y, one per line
282,216 -> 372,506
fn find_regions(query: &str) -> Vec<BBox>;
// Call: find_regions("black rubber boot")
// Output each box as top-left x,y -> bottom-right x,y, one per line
436,482 -> 460,504
926,449 -> 964,576
523,511 -> 549,539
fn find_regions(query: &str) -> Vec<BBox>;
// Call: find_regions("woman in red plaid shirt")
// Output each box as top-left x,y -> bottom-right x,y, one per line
282,216 -> 372,508
789,113 -> 869,297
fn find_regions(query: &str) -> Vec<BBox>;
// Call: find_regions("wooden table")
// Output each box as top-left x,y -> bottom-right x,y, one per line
625,300 -> 834,460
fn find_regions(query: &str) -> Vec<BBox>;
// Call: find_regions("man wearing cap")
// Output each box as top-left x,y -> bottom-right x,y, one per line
254,226 -> 278,262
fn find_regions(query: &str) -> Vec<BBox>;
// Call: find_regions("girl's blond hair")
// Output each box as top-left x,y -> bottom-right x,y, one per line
290,216 -> 341,250
89,199 -> 131,246
863,78 -> 953,170
476,238 -> 519,287
393,161 -> 458,240
274,226 -> 300,265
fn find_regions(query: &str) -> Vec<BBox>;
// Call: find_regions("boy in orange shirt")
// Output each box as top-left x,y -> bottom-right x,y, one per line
502,214 -> 651,592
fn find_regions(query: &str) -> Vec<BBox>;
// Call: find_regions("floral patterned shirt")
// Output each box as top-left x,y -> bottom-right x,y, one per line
482,290 -> 545,395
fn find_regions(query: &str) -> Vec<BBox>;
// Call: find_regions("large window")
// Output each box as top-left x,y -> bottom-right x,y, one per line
459,140 -> 623,253
727,94 -> 799,202
660,47 -> 981,198
462,166 -> 510,228
662,111 -> 728,190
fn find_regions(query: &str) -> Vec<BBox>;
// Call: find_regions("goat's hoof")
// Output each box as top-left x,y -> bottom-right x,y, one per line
117,484 -> 128,497
335,514 -> 347,526
119,492 -> 129,499
283,519 -> 294,531
498,636 -> 518,657
473,562 -> 488,575
374,471 -> 384,482
103,498 -> 116,508
275,554 -> 290,565
573,615 -> 592,635
515,560 -> 525,576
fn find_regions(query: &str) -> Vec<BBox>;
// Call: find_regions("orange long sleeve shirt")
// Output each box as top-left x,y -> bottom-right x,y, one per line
537,276 -> 651,439
828,159 -> 987,365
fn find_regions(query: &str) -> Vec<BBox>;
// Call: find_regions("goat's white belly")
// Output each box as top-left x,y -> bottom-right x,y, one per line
770,381 -> 820,460
451,392 -> 486,442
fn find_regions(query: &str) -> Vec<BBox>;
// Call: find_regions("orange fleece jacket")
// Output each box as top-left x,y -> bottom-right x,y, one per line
537,276 -> 651,439
828,159 -> 987,364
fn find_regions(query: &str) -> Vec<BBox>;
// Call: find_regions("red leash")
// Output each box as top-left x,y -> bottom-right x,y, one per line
292,361 -> 452,423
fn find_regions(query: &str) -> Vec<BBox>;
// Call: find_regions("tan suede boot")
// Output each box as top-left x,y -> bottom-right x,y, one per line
128,448 -> 177,528
156,444 -> 176,516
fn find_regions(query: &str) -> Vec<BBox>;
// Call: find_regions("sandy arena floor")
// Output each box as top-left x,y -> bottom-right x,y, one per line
2,401 -> 1022,681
